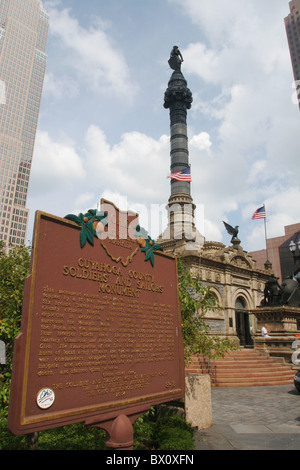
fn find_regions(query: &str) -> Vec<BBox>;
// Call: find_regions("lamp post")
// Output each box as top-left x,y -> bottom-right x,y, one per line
289,240 -> 300,262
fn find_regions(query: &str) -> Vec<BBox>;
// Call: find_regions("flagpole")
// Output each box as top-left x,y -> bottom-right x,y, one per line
263,204 -> 269,262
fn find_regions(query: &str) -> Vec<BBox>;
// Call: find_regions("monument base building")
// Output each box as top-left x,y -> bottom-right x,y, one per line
158,233 -> 270,347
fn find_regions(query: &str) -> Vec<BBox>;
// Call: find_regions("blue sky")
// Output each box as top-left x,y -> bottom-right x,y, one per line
27,0 -> 300,253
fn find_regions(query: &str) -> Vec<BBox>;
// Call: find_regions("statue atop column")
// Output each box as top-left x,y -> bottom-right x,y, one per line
168,46 -> 184,71
164,46 -> 193,118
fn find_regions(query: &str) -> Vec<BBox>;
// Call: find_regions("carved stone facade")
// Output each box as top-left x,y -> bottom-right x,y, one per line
167,239 -> 270,347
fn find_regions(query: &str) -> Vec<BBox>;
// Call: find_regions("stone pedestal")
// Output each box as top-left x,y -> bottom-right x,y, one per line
252,306 -> 300,334
254,336 -> 297,363
185,374 -> 212,430
251,306 -> 300,363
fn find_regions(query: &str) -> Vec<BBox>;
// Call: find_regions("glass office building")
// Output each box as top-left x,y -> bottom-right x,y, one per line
285,0 -> 300,109
0,0 -> 49,248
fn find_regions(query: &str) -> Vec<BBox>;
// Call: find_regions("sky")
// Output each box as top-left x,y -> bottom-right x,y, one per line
26,0 -> 300,253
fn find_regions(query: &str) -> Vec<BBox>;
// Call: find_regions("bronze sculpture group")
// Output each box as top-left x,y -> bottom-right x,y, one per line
263,274 -> 300,307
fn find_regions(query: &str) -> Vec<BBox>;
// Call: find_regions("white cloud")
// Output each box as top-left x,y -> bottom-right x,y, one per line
43,72 -> 79,100
190,132 -> 212,151
30,130 -> 85,194
27,1 -> 300,253
241,184 -> 300,252
84,125 -> 170,204
167,0 -> 300,249
28,126 -> 171,239
30,126 -> 170,207
74,192 -> 96,209
247,160 -> 268,185
203,219 -> 222,243
28,118 -> 300,250
46,6 -> 138,101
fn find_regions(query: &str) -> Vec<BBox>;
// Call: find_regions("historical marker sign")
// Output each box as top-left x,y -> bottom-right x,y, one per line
8,201 -> 185,435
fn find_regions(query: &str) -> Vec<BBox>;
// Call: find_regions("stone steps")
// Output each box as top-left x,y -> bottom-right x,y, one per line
185,349 -> 295,387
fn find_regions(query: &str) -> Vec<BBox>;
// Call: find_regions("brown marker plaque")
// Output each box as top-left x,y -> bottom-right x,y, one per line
8,202 -> 184,435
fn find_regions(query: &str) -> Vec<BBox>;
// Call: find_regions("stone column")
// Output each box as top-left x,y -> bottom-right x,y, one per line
158,50 -> 204,252
164,70 -> 193,198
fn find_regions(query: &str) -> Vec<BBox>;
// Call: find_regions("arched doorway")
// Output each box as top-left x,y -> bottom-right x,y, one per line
235,297 -> 253,347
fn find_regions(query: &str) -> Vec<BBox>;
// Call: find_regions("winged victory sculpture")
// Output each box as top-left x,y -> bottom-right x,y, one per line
223,221 -> 239,244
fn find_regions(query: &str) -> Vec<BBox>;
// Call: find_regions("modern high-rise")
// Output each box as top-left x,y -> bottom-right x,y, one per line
0,0 -> 49,248
285,0 -> 300,108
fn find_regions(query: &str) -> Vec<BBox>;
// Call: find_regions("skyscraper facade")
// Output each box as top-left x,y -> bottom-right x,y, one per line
0,0 -> 49,248
285,0 -> 300,108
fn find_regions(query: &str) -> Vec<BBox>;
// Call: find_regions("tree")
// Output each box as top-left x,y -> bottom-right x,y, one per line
0,243 -> 31,414
177,259 -> 237,364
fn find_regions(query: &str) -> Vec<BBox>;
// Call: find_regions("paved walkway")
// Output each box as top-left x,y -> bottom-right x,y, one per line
195,384 -> 300,450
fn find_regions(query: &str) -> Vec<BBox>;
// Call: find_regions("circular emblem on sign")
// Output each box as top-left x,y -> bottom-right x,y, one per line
36,388 -> 55,409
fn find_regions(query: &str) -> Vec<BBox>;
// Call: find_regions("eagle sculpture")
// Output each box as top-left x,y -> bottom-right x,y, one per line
223,221 -> 239,243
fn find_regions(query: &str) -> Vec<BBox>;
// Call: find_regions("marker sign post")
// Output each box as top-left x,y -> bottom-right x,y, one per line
8,201 -> 185,448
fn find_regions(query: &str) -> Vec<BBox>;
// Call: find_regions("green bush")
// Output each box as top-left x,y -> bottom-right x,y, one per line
0,244 -> 31,415
133,411 -> 194,451
0,414 -> 106,450
153,415 -> 194,451
133,407 -> 156,450
37,423 -> 106,450
0,414 -> 26,450
1,409 -> 194,450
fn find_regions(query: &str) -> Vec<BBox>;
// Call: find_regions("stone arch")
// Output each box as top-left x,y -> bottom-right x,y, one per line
209,287 -> 224,309
234,290 -> 254,347
203,287 -> 226,334
233,288 -> 254,310
257,293 -> 265,307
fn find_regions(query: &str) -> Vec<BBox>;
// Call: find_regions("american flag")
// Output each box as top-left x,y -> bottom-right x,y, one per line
168,167 -> 192,182
252,206 -> 266,220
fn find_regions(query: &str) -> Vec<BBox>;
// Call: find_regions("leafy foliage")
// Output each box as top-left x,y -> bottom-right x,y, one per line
37,423 -> 106,450
0,243 -> 31,414
153,415 -> 194,451
64,209 -> 108,248
133,406 -> 157,450
0,408 -> 193,450
0,414 -> 25,449
134,225 -> 162,266
133,409 -> 194,451
177,259 -> 237,364
0,415 -> 106,450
